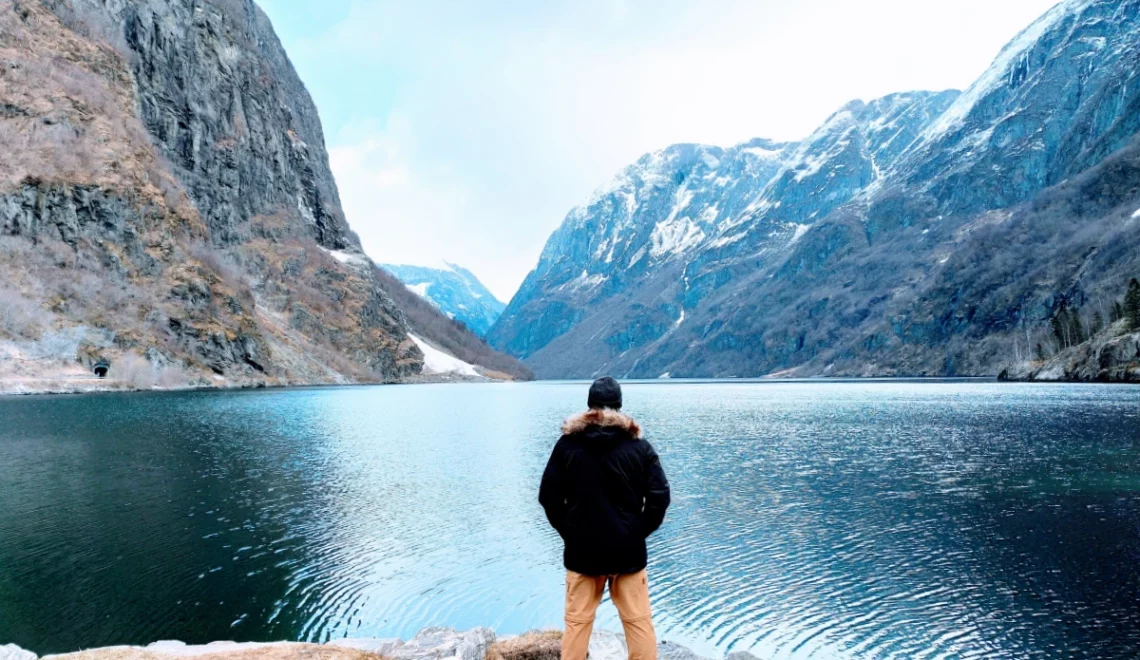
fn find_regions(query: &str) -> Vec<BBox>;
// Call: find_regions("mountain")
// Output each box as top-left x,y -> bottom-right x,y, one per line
489,0 -> 1140,380
0,0 -> 525,390
372,266 -> 532,381
381,262 -> 506,336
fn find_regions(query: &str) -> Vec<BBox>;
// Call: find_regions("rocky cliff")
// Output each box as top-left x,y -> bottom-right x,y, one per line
0,0 -> 524,391
489,0 -> 1140,380
1003,321 -> 1140,381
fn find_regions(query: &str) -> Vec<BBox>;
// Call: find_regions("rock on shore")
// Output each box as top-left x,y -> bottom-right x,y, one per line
1001,323 -> 1140,382
3,627 -> 763,660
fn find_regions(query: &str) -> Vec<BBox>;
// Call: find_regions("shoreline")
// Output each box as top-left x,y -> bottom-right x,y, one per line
1,627 -> 751,660
12,373 -> 1140,398
0,372 -> 516,398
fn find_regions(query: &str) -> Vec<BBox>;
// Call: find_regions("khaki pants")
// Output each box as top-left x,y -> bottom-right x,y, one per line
562,569 -> 657,660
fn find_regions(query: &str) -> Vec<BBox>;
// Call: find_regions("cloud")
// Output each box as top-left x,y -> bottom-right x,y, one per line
266,0 -> 1061,301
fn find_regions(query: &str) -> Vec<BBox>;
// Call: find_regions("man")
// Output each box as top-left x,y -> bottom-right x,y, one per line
539,376 -> 671,660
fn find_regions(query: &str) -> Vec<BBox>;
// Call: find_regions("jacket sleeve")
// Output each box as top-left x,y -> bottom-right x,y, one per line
538,438 -> 568,537
641,441 -> 671,537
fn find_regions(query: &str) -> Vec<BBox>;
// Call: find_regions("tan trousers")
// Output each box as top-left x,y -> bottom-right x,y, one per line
562,569 -> 657,660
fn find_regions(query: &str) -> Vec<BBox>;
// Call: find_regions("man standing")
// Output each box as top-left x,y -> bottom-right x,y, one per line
539,377 -> 671,660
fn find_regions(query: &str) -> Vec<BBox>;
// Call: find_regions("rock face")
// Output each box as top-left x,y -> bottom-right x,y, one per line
490,0 -> 1140,380
1003,323 -> 1140,381
0,0 -> 521,390
381,262 -> 506,337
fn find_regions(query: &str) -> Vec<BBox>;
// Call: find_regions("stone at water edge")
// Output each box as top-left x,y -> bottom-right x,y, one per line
325,639 -> 405,656
589,631 -> 721,660
0,645 -> 36,660
142,641 -> 293,657
384,627 -> 496,660
584,631 -> 626,660
725,652 -> 762,660
658,640 -> 717,660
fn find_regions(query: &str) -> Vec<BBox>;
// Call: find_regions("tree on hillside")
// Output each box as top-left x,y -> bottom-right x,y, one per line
1068,307 -> 1086,346
1091,311 -> 1105,337
1126,278 -> 1140,330
1052,304 -> 1076,349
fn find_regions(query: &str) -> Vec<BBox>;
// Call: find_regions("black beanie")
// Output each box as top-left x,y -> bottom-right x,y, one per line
587,376 -> 622,409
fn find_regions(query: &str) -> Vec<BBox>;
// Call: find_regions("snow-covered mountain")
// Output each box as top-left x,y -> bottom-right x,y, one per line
381,262 -> 506,336
490,0 -> 1140,379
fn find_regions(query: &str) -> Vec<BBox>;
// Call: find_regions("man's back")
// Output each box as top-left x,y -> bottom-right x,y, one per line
538,377 -> 670,660
539,408 -> 670,576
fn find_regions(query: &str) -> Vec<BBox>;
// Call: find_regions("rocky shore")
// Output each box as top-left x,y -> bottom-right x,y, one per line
1000,324 -> 1140,382
1,628 -> 760,660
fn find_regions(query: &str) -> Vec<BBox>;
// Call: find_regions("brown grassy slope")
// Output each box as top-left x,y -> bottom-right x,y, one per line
0,0 -> 421,389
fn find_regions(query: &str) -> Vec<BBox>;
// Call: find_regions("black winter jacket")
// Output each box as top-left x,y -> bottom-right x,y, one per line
539,409 -> 671,576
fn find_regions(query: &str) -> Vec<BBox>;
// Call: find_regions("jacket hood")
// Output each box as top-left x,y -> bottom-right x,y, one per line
561,409 -> 642,439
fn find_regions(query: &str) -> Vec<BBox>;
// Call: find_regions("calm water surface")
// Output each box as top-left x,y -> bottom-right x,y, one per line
1,381 -> 1139,659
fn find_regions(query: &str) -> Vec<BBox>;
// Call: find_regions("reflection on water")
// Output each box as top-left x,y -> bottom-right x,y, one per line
1,381 -> 1139,659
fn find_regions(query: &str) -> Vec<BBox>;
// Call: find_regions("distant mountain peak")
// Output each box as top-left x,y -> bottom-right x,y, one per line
381,262 -> 505,336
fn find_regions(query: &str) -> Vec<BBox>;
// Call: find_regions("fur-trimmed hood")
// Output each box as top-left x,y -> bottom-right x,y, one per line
561,409 -> 642,439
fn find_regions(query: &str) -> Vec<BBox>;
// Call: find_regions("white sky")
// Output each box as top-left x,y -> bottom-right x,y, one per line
260,0 -> 1061,301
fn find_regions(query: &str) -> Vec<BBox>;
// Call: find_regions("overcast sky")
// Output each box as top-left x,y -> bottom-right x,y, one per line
257,0 -> 1060,301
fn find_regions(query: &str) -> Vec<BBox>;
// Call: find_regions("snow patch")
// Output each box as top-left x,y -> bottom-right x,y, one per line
649,218 -> 705,259
658,372 -> 671,379
409,334 -> 479,377
1131,207 -> 1140,219
562,269 -> 607,291
788,224 -> 811,244
709,232 -> 746,249
406,282 -> 432,298
320,247 -> 370,268
742,146 -> 782,159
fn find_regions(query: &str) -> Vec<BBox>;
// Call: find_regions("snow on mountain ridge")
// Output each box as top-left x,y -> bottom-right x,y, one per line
919,0 -> 1091,144
382,262 -> 506,336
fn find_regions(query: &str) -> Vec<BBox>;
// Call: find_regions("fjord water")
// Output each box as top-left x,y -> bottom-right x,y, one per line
1,382 -> 1139,659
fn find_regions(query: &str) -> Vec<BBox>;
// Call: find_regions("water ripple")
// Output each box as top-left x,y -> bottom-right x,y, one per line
1,382 -> 1140,658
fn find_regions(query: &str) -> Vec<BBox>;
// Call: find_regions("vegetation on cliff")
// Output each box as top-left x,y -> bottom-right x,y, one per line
1003,278 -> 1140,382
0,0 -> 525,392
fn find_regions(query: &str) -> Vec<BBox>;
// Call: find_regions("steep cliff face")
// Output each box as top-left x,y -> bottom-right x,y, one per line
491,0 -> 1140,380
0,0 -> 426,390
85,0 -> 354,250
488,90 -> 961,374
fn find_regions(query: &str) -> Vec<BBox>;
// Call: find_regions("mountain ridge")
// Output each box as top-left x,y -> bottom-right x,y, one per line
490,0 -> 1140,380
380,262 -> 506,337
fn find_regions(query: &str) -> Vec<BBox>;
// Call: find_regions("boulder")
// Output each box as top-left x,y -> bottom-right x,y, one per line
0,645 -> 37,660
388,627 -> 495,660
325,639 -> 405,656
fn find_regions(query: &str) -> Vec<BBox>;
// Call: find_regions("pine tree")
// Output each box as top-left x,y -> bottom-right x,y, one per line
1051,304 -> 1077,349
1091,311 -> 1105,336
1051,306 -> 1069,348
1068,307 -> 1085,345
1111,301 -> 1124,323
1126,279 -> 1140,330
